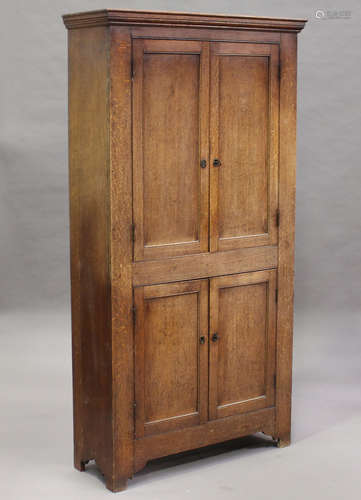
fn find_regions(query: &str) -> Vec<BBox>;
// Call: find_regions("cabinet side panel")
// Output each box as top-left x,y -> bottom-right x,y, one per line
276,33 -> 298,444
109,27 -> 134,481
68,27 -> 112,473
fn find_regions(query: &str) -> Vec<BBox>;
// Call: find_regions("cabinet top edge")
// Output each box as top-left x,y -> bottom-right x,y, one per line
62,9 -> 307,32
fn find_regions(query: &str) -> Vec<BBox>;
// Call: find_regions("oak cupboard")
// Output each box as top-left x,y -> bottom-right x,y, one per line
63,9 -> 306,492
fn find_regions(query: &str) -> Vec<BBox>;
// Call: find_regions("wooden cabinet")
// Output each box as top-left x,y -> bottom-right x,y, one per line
63,9 -> 306,492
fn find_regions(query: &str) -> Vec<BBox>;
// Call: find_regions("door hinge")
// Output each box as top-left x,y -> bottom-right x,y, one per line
276,208 -> 280,227
131,223 -> 135,243
132,305 -> 136,326
273,373 -> 277,388
278,61 -> 281,80
130,58 -> 134,80
275,288 -> 278,304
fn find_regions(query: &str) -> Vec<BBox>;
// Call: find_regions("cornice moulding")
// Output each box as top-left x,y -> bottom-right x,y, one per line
63,9 -> 307,33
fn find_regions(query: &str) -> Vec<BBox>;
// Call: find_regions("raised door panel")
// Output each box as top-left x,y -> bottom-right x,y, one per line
133,39 -> 210,261
134,280 -> 208,437
210,43 -> 279,252
209,270 -> 277,419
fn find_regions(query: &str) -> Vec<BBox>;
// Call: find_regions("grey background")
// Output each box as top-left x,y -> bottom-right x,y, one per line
1,1 -> 360,499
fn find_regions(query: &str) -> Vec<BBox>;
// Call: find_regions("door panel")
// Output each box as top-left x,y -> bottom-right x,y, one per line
134,280 -> 208,437
210,43 -> 279,252
209,270 -> 277,419
132,39 -> 209,261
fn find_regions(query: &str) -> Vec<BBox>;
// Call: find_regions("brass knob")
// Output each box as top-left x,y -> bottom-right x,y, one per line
213,159 -> 221,167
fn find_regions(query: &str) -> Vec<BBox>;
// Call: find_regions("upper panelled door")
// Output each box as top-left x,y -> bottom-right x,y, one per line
209,270 -> 277,420
132,39 -> 210,261
210,42 -> 279,252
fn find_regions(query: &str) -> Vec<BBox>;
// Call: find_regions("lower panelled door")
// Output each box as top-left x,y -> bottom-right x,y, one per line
134,279 -> 209,437
209,270 -> 277,420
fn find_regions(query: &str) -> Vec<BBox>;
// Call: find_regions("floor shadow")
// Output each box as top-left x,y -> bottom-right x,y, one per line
83,461 -> 107,488
82,433 -> 276,490
136,433 -> 275,478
